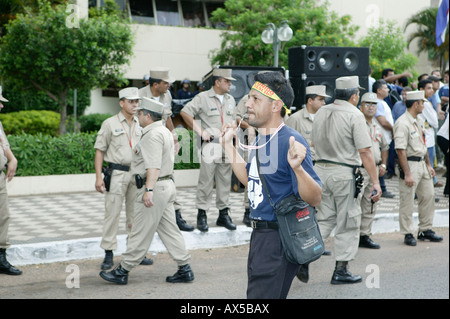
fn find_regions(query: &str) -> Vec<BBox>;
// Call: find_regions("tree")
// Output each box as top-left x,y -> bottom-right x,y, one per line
209,0 -> 359,68
0,0 -> 134,135
359,19 -> 418,81
404,7 -> 449,74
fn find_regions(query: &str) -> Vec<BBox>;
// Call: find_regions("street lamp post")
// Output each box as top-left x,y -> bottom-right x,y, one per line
261,20 -> 293,67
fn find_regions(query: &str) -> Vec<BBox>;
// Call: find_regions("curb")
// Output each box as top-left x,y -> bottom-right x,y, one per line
7,210 -> 449,266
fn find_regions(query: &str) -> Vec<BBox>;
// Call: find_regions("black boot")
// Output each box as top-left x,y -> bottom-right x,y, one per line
296,264 -> 309,283
176,209 -> 194,232
359,235 -> 381,249
99,264 -> 129,285
101,250 -> 114,270
330,261 -> 362,285
197,209 -> 209,232
217,208 -> 236,230
242,208 -> 251,227
0,248 -> 22,276
418,229 -> 443,242
166,264 -> 194,283
140,256 -> 154,265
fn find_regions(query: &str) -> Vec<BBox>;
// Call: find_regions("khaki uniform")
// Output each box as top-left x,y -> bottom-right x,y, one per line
138,86 -> 173,124
121,121 -> 190,271
360,121 -> 389,236
94,112 -> 142,251
285,108 -> 317,160
394,111 -> 435,234
312,99 -> 372,261
0,122 -> 10,249
138,86 -> 182,211
182,87 -> 236,211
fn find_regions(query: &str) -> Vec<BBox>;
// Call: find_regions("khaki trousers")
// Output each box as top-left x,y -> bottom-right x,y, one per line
101,170 -> 134,251
315,164 -> 361,261
360,168 -> 378,236
121,180 -> 190,271
0,172 -> 10,249
196,153 -> 232,211
398,160 -> 435,234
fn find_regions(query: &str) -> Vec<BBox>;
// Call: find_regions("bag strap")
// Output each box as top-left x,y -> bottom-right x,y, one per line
255,149 -> 276,210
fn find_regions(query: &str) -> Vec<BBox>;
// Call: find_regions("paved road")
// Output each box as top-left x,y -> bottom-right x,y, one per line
1,228 -> 447,302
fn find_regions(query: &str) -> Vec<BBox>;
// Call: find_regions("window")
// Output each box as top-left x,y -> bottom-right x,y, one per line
181,1 -> 205,27
204,1 -> 226,29
129,0 -> 155,24
155,0 -> 181,26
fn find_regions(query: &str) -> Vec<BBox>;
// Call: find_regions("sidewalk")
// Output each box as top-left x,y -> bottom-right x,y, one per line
6,168 -> 449,266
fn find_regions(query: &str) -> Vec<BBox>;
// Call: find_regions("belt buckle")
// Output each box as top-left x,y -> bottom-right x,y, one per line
250,220 -> 257,229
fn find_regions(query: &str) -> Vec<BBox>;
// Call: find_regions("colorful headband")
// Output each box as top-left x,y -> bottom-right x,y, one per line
251,81 -> 291,114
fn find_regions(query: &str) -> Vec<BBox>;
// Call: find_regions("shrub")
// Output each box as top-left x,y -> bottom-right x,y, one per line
78,113 -> 113,132
7,129 -> 199,176
8,132 -> 97,176
0,110 -> 60,136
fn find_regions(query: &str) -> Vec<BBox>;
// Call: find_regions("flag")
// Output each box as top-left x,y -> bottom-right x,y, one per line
436,0 -> 449,46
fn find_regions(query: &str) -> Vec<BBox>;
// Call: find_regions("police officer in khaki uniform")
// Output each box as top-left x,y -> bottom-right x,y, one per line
312,76 -> 381,285
358,93 -> 389,249
0,87 -> 22,276
180,68 -> 237,232
139,68 -> 193,232
94,87 -> 153,270
394,91 -> 443,246
100,97 -> 193,285
286,85 -> 330,161
235,94 -> 255,226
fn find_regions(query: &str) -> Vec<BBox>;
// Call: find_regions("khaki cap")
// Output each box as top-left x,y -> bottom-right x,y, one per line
213,68 -> 236,81
305,85 -> 331,98
119,87 -> 140,100
0,86 -> 8,102
360,92 -> 378,103
136,97 -> 164,114
335,76 -> 364,90
406,90 -> 428,102
150,67 -> 175,83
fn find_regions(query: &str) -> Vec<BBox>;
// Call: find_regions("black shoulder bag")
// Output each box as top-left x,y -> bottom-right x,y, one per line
255,149 -> 325,265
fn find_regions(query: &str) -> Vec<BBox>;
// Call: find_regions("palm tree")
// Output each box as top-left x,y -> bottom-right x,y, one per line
405,7 -> 449,73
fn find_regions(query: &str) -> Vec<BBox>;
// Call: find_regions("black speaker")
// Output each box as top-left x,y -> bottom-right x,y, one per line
202,66 -> 285,102
290,75 -> 369,109
289,46 -> 370,77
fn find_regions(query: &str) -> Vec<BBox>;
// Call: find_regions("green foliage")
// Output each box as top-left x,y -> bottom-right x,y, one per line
0,86 -> 91,116
7,128 -> 199,176
0,0 -> 134,134
8,132 -> 97,176
404,7 -> 449,73
174,128 -> 200,170
0,110 -> 60,135
78,113 -> 113,133
209,0 -> 359,68
359,19 -> 418,81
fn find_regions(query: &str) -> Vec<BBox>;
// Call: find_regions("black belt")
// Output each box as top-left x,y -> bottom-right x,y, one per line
109,163 -> 130,171
315,159 -> 361,168
250,220 -> 279,230
407,156 -> 424,162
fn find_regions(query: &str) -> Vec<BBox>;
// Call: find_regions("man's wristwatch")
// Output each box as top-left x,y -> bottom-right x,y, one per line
380,164 -> 386,169
145,188 -> 153,192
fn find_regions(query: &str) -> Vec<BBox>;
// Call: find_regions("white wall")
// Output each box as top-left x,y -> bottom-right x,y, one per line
323,0 -> 434,73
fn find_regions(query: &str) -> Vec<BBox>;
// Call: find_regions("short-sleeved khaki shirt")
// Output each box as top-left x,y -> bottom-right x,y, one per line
312,99 -> 372,166
0,121 -> 8,169
394,111 -> 427,158
130,121 -> 174,178
94,112 -> 142,166
138,85 -> 173,122
181,87 -> 236,137
366,120 -> 389,164
285,108 -> 316,160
